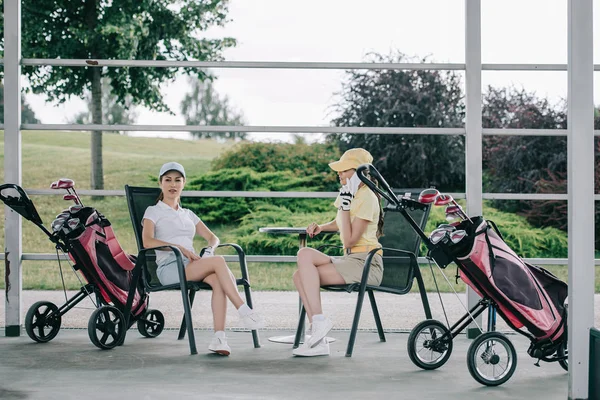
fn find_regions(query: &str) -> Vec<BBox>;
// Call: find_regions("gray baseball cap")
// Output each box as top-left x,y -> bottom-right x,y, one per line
159,162 -> 186,179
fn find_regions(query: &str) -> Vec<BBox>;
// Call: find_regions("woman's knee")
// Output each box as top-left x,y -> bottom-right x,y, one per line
203,273 -> 222,291
297,247 -> 312,260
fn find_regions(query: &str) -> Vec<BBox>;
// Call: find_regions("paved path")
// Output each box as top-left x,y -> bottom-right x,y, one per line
2,290 -> 599,332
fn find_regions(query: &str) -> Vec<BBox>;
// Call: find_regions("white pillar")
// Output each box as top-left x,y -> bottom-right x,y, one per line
3,0 -> 22,337
464,0 -> 483,338
567,0 -> 594,398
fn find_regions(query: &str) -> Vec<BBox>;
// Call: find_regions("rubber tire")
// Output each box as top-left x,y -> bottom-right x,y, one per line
467,331 -> 517,386
407,319 -> 453,370
137,309 -> 165,338
88,305 -> 125,350
557,335 -> 568,371
25,301 -> 62,343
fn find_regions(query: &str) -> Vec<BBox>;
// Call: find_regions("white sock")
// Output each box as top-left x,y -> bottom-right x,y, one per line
237,303 -> 252,317
313,314 -> 325,322
214,330 -> 226,339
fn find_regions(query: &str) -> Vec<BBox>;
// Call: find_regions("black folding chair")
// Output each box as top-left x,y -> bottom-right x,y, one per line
123,185 -> 260,355
293,190 -> 432,357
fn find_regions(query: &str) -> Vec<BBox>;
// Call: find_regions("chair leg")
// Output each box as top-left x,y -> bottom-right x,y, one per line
368,290 -> 385,342
178,285 -> 197,355
293,305 -> 307,349
414,266 -> 432,319
241,283 -> 261,348
346,288 -> 367,357
178,290 -> 196,340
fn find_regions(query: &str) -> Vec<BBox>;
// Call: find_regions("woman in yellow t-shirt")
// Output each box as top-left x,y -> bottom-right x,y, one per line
292,148 -> 384,357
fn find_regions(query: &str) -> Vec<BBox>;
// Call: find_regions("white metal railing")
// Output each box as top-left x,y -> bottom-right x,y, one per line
0,58 -> 599,71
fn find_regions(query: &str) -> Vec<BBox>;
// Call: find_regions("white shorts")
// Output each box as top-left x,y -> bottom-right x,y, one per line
156,253 -> 191,285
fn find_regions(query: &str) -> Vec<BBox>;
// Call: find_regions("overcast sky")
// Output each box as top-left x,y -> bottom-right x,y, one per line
26,0 -> 600,142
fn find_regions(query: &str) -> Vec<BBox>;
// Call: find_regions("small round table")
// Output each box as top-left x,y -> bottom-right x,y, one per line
259,226 -> 336,345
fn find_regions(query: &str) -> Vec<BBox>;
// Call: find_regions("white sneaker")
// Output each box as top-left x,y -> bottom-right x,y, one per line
208,336 -> 231,356
293,339 -> 330,357
240,310 -> 265,330
305,318 -> 333,348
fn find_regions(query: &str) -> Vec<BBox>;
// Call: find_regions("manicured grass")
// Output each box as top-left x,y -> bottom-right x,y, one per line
1,130 -> 598,292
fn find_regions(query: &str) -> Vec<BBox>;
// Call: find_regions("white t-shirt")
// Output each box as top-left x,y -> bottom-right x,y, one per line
142,201 -> 201,265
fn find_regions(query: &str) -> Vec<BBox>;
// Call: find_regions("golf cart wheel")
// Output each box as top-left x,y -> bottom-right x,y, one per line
557,334 -> 568,371
25,301 -> 62,343
467,331 -> 517,386
88,305 -> 125,350
557,307 -> 568,371
407,319 -> 453,370
137,309 -> 165,338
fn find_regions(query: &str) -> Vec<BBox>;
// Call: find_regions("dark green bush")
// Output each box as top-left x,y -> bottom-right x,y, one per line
229,203 -> 340,255
182,167 -> 334,224
210,142 -> 341,190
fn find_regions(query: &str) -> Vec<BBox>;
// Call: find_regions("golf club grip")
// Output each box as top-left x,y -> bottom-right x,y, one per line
356,164 -> 400,206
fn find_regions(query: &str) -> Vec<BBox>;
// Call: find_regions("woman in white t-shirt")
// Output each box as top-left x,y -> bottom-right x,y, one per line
142,162 -> 265,356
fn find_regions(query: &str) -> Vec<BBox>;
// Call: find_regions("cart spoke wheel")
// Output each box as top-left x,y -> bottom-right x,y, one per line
25,301 -> 62,343
137,309 -> 165,338
407,319 -> 453,370
467,332 -> 517,386
88,305 -> 125,350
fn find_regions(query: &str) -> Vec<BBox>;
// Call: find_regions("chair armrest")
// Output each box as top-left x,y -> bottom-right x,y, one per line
216,243 -> 251,286
380,246 -> 418,260
136,245 -> 188,291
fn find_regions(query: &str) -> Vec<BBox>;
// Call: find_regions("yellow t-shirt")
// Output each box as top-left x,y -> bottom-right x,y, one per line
334,185 -> 381,248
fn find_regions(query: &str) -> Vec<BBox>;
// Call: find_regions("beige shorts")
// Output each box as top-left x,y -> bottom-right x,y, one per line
331,253 -> 384,286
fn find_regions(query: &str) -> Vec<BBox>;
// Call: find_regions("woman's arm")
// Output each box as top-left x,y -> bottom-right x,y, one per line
306,219 -> 338,238
337,211 -> 369,249
141,219 -> 200,260
195,220 -> 220,255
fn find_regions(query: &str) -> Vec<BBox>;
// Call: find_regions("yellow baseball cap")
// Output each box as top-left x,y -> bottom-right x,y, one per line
328,148 -> 373,172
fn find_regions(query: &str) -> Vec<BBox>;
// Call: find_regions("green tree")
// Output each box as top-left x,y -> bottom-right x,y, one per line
69,78 -> 138,129
0,83 -> 40,124
0,0 -> 236,189
482,85 -> 568,195
180,75 -> 247,140
328,52 -> 466,191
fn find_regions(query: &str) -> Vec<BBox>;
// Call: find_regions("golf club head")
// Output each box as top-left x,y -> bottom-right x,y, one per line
69,204 -> 84,213
434,193 -> 453,206
429,228 -> 450,245
50,181 -> 59,189
449,230 -> 467,244
436,223 -> 457,232
445,205 -> 462,214
55,178 -> 75,190
445,212 -> 462,222
56,211 -> 70,220
418,188 -> 440,204
63,194 -> 79,202
51,218 -> 66,232
66,218 -> 81,230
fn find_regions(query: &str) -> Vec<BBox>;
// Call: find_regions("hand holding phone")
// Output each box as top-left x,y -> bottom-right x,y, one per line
347,172 -> 361,196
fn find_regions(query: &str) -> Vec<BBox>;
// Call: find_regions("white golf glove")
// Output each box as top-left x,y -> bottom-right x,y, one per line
346,172 -> 361,196
201,246 -> 214,258
339,184 -> 353,212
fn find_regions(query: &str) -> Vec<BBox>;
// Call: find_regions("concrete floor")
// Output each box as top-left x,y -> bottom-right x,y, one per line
0,328 -> 569,400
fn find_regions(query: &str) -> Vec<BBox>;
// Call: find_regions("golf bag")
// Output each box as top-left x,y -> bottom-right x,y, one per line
435,215 -> 568,357
1,182 -> 152,349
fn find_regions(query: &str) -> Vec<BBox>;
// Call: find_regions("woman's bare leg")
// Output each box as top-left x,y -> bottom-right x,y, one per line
203,273 -> 226,332
295,248 -> 345,317
293,270 -> 313,321
185,256 -> 245,309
